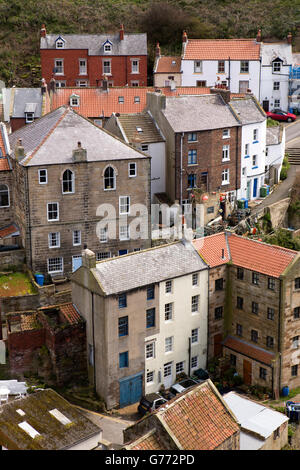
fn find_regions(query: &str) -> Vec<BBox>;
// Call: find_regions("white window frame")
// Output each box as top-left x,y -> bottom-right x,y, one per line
62,169 -> 75,194
55,38 -> 65,49
73,230 -> 81,246
79,58 -> 87,75
165,303 -> 173,321
48,232 -> 60,249
222,168 -> 230,185
119,225 -> 130,241
47,202 -> 59,222
176,361 -> 185,374
222,144 -> 230,161
55,80 -> 66,88
118,96 -> 124,103
192,273 -> 198,286
191,328 -> 199,344
240,61 -> 249,73
191,295 -> 199,313
54,59 -> 64,75
131,81 -> 139,87
131,59 -> 139,74
128,162 -> 137,178
191,355 -> 198,369
141,144 -> 148,153
70,96 -> 79,107
273,81 -> 280,91
188,132 -> 197,142
76,80 -> 88,87
103,59 -> 111,75
146,371 -> 154,384
104,166 -> 116,190
274,99 -> 281,108
245,143 -> 249,156
146,342 -> 155,359
253,129 -> 258,141
47,257 -> 63,274
273,61 -> 281,73
292,336 -> 300,349
39,169 -> 48,185
134,96 -> 140,103
99,227 -> 108,243
0,184 -> 10,208
252,155 -> 257,167
222,129 -> 230,139
25,112 -> 34,124
104,43 -> 112,53
165,336 -> 173,353
96,251 -> 111,260
165,280 -> 172,293
119,196 -> 130,215
194,60 -> 202,73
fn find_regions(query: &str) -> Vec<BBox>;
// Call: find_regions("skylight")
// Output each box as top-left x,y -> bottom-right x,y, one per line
49,408 -> 72,425
136,127 -> 143,133
18,421 -> 40,439
16,409 -> 25,416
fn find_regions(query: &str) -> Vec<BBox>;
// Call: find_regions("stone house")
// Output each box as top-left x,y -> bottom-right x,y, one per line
193,231 -> 300,397
104,112 -> 166,201
124,380 -> 240,450
223,391 -> 289,450
0,123 -> 13,229
146,90 -> 242,212
3,105 -> 151,277
153,43 -> 182,88
71,243 -> 208,409
40,24 -> 148,88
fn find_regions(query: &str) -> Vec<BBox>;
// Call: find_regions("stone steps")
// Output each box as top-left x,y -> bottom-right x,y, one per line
287,148 -> 300,165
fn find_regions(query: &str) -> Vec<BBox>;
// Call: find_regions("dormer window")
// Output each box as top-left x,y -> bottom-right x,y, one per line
25,112 -> 34,123
70,94 -> 79,107
272,59 -> 282,73
55,36 -> 65,49
103,40 -> 113,54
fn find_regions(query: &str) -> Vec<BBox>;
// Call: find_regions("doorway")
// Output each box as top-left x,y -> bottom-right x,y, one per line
243,359 -> 252,385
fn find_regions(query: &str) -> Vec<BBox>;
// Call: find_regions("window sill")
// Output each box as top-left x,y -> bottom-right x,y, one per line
252,166 -> 258,169
104,188 -> 116,191
222,159 -> 230,163
188,163 -> 198,166
221,182 -> 230,186
253,140 -> 259,144
244,155 -> 250,159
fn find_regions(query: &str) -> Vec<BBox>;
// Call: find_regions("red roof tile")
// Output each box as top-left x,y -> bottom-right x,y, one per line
227,233 -> 297,278
159,381 -> 239,450
183,39 -> 261,60
193,232 -> 229,267
0,224 -> 19,239
0,158 -> 10,171
128,430 -> 167,450
155,56 -> 181,73
193,232 -> 297,277
0,129 -> 10,171
59,303 -> 82,324
51,87 -> 210,118
223,336 -> 275,366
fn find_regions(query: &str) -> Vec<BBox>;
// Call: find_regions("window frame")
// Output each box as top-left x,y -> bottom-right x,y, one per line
48,232 -> 60,249
47,202 -> 59,222
191,328 -> 199,344
131,59 -> 139,74
72,230 -> 81,246
240,60 -> 249,73
0,184 -> 10,208
118,316 -> 129,337
194,60 -> 202,73
54,58 -> 64,75
165,336 -> 173,353
103,59 -> 111,75
191,295 -> 199,314
104,166 -> 116,190
165,302 -> 173,321
119,196 -> 130,215
146,342 -> 155,359
47,257 -> 63,274
79,58 -> 87,75
146,308 -> 155,329
62,169 -> 75,194
38,169 -> 48,185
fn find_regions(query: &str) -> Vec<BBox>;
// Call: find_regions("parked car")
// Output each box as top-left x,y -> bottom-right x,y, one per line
137,393 -> 168,416
169,378 -> 199,396
266,109 -> 296,122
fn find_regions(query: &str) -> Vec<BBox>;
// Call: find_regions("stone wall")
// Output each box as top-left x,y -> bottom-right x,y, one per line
207,264 -> 227,359
265,197 -> 290,229
0,249 -> 25,270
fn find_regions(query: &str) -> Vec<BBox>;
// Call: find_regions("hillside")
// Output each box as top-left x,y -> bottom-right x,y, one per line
0,0 -> 300,87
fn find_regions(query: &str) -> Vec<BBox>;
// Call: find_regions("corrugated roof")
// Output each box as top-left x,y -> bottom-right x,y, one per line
162,94 -> 240,132
223,336 -> 275,366
158,380 -> 239,450
155,56 -> 181,73
117,112 -> 164,143
183,39 -> 260,60
9,106 -> 148,167
0,389 -> 101,450
94,241 -> 207,295
41,33 -> 147,56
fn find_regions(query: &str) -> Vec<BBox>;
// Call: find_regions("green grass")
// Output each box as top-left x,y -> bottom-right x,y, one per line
0,272 -> 37,297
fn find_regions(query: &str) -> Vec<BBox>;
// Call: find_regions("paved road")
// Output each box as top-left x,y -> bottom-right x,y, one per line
286,119 -> 300,145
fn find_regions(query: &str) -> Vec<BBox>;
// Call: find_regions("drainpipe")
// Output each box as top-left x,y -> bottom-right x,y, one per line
25,169 -> 33,270
180,132 -> 184,208
259,56 -> 262,103
206,271 -> 210,367
228,57 -> 231,91
188,337 -> 191,376
278,278 -> 283,398
91,292 -> 96,392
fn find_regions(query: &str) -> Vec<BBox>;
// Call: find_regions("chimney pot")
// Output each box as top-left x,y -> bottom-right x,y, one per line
15,139 -> 25,161
40,24 -> 46,38
256,29 -> 262,42
155,42 -> 161,58
287,32 -> 292,44
102,75 -> 108,91
182,31 -> 188,43
120,24 -> 124,41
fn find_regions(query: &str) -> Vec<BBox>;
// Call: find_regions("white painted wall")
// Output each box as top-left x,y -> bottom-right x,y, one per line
181,59 -> 260,97
266,127 -> 285,183
237,119 -> 267,201
145,269 -> 208,395
260,66 -> 290,112
139,142 -> 166,201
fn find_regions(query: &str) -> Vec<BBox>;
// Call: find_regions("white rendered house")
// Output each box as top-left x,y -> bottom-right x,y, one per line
266,125 -> 285,186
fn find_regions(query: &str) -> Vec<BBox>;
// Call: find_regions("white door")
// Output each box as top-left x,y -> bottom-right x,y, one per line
163,362 -> 173,389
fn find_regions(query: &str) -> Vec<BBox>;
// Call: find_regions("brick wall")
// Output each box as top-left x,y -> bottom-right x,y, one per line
7,327 -> 45,375
40,49 -> 147,87
10,119 -> 26,133
207,265 -> 227,359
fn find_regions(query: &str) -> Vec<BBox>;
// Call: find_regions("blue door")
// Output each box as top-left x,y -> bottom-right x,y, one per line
119,249 -> 128,256
253,178 -> 258,198
119,373 -> 143,407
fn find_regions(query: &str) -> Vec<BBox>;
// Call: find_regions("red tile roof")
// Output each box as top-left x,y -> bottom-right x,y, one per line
0,157 -> 10,171
51,87 -> 210,118
159,381 -> 239,450
193,232 -> 229,268
193,232 -> 297,277
0,224 -> 19,239
223,336 -> 275,366
0,128 -> 10,171
59,303 -> 82,324
183,39 -> 261,60
227,233 -> 297,278
127,430 -> 167,450
155,56 -> 181,73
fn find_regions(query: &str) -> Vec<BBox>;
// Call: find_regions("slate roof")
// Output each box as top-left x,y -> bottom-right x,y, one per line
266,126 -> 282,145
193,231 -> 297,277
12,88 -> 43,118
162,94 -> 240,133
93,241 -> 207,295
183,39 -> 260,61
51,86 -> 210,118
156,380 -> 239,450
8,106 -> 148,166
261,42 -> 293,66
155,56 -> 181,73
229,96 -> 266,125
223,336 -> 275,366
117,112 -> 165,143
0,389 -> 101,450
41,33 -> 147,56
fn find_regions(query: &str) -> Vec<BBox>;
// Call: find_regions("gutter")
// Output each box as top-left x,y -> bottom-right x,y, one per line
91,292 -> 97,392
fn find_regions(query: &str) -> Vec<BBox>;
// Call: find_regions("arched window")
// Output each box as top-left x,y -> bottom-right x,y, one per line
0,184 -> 9,207
104,166 -> 116,190
62,169 -> 74,194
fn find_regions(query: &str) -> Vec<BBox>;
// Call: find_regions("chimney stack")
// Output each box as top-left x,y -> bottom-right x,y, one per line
210,87 -> 231,104
102,75 -> 108,91
120,24 -> 124,41
155,42 -> 161,58
41,78 -> 47,95
182,31 -> 188,43
82,249 -> 96,269
40,24 -> 46,38
256,29 -> 262,43
72,141 -> 87,162
15,139 -> 25,161
287,32 -> 292,44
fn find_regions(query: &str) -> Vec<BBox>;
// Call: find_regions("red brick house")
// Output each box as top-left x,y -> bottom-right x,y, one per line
40,24 -> 148,88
